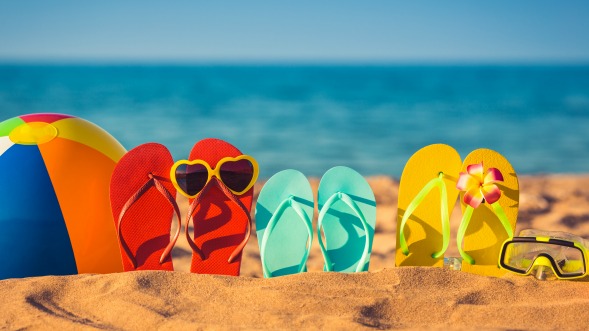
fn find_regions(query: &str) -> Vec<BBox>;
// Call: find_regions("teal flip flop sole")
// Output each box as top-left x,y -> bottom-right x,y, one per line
255,169 -> 314,278
318,166 -> 376,272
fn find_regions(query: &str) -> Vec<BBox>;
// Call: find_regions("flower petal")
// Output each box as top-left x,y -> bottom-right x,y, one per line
456,172 -> 480,191
481,183 -> 502,204
467,163 -> 484,182
484,168 -> 504,184
464,187 -> 484,208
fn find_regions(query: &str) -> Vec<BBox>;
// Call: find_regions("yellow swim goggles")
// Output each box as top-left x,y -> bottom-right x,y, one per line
170,155 -> 259,198
499,229 -> 588,280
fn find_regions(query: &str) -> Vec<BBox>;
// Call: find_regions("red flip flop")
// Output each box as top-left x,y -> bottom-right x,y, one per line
110,143 -> 181,271
177,138 -> 255,276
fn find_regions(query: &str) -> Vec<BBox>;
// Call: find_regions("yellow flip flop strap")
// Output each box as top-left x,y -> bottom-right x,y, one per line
398,172 -> 450,259
458,202 -> 513,265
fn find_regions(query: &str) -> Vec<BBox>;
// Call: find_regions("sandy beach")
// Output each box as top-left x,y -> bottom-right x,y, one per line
2,174 -> 589,330
2,0 -> 589,329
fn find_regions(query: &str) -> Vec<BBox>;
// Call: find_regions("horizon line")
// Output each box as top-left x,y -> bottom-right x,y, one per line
1,57 -> 589,66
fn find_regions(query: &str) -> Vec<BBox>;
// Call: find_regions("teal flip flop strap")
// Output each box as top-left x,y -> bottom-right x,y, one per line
318,192 -> 371,272
398,172 -> 450,259
457,202 -> 514,264
260,196 -> 313,278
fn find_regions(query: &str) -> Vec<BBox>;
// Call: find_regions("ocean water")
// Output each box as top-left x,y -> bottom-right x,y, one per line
1,64 -> 588,178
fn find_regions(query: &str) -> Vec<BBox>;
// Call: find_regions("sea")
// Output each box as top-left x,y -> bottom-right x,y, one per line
1,64 -> 588,178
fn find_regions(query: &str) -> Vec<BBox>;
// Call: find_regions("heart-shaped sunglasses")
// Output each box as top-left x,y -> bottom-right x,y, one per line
170,155 -> 259,198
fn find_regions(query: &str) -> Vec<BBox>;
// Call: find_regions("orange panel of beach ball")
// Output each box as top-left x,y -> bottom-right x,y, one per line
0,113 -> 126,279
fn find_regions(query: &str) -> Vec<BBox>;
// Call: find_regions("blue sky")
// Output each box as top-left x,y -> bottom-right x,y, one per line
1,1 -> 588,62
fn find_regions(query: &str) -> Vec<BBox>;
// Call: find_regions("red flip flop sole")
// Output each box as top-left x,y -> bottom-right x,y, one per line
110,143 -> 177,271
188,138 -> 253,276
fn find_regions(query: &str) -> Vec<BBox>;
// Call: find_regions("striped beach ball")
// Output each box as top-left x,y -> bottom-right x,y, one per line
0,113 -> 126,279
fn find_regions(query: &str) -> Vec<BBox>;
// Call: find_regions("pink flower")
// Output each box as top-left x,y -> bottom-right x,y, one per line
456,163 -> 504,208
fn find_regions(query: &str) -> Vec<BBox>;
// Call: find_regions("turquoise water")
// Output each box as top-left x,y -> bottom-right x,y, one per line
1,64 -> 588,177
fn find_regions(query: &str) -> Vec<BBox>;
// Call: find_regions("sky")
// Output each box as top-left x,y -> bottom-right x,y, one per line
1,1 -> 589,63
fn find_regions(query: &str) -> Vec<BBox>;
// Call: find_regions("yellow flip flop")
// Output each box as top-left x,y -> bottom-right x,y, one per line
396,144 -> 462,267
457,148 -> 519,277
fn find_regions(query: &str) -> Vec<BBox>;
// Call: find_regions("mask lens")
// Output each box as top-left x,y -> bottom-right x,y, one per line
503,242 -> 537,273
175,163 -> 209,196
219,159 -> 255,193
558,246 -> 585,275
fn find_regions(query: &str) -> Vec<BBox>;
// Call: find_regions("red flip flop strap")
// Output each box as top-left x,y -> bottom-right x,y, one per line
151,175 -> 182,265
117,176 -> 156,269
185,183 -> 210,261
185,178 -> 252,263
117,174 -> 180,269
214,179 -> 252,263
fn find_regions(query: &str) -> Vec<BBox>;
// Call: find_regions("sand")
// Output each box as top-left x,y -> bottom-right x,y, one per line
2,175 -> 589,330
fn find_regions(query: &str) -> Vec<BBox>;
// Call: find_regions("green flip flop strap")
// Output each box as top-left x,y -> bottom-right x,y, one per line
457,202 -> 513,265
318,192 -> 371,272
398,173 -> 450,259
260,196 -> 313,278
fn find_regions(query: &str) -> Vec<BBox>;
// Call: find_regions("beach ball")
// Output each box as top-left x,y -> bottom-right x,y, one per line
0,113 -> 126,279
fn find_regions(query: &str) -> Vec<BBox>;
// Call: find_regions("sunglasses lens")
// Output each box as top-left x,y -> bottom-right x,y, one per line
502,241 -> 585,276
219,159 -> 255,193
175,163 -> 208,196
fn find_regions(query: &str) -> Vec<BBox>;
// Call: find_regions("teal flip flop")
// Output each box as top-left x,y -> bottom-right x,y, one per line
317,166 -> 376,272
255,169 -> 314,278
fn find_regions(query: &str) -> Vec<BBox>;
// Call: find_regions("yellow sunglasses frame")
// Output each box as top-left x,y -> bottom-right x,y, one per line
170,155 -> 259,198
